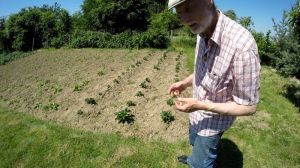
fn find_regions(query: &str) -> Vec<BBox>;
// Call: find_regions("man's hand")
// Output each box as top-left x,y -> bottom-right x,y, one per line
168,81 -> 188,96
174,98 -> 206,113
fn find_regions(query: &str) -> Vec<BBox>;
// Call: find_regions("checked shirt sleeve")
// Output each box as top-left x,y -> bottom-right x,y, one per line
232,49 -> 261,105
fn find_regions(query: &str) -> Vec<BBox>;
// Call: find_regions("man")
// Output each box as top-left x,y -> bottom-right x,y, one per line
167,0 -> 261,167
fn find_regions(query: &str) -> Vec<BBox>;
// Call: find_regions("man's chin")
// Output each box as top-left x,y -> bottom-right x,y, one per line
190,27 -> 204,35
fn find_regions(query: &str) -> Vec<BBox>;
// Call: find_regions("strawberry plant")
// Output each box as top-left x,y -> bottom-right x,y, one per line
140,81 -> 148,89
135,91 -> 144,97
85,98 -> 97,105
161,111 -> 174,124
127,100 -> 136,107
115,108 -> 135,124
166,98 -> 175,106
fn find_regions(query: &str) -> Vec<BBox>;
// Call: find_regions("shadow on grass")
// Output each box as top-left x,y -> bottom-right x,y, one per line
282,83 -> 300,112
214,138 -> 243,168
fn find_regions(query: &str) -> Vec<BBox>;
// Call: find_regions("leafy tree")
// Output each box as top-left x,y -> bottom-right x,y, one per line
224,9 -> 237,21
273,9 -> 300,78
81,0 -> 150,33
238,16 -> 254,31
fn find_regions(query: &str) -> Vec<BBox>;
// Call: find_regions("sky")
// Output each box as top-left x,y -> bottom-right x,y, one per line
0,0 -> 297,34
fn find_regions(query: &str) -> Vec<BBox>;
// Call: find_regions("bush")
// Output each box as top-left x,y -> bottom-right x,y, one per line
0,52 -> 30,65
70,30 -> 169,49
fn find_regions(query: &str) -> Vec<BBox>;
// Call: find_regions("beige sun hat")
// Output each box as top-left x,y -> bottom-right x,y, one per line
168,0 -> 187,9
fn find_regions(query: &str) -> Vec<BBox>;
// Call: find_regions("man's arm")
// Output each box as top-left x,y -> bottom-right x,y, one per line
175,98 -> 257,116
181,73 -> 194,88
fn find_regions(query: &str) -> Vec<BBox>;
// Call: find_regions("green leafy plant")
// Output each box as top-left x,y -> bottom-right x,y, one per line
97,70 -> 105,76
154,65 -> 160,70
85,98 -> 97,105
115,108 -> 135,124
160,111 -> 175,124
73,80 -> 90,92
166,98 -> 175,106
135,91 -> 144,97
127,100 -> 136,107
136,61 -> 142,66
140,81 -> 148,89
43,103 -> 59,111
34,102 -> 43,109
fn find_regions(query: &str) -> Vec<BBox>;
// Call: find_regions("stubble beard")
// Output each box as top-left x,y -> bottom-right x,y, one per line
190,11 -> 213,35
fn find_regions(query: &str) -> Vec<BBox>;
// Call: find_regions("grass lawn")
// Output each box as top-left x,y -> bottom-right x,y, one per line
0,37 -> 299,167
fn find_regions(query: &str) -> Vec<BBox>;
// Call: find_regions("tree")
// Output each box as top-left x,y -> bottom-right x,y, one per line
81,0 -> 150,33
224,10 -> 237,21
239,16 -> 254,31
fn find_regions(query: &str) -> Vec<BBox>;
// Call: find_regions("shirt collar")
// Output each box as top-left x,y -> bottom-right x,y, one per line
200,10 -> 224,46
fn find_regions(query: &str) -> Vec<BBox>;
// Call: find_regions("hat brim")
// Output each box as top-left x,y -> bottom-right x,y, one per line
168,0 -> 186,9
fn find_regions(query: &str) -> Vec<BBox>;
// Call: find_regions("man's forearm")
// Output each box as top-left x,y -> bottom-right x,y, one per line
182,73 -> 194,88
198,101 -> 257,116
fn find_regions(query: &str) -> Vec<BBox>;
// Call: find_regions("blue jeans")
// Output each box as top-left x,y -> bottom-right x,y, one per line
187,129 -> 223,168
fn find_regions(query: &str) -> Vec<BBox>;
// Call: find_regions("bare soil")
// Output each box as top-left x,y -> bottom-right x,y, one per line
0,48 -> 192,142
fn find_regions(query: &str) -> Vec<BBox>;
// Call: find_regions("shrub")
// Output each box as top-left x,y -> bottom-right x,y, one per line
160,111 -> 175,124
115,108 -> 135,124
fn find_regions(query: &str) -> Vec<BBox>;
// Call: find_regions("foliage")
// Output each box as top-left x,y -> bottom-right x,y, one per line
0,51 -> 30,65
160,111 -> 174,124
115,107 -> 135,124
70,30 -> 169,49
81,0 -> 149,34
272,9 -> 300,78
1,3 -> 71,52
166,98 -> 174,106
224,10 -> 237,21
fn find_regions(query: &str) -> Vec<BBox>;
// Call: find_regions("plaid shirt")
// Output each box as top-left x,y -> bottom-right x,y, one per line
190,11 -> 261,136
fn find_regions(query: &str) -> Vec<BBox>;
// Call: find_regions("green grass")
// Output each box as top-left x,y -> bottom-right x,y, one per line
170,36 -> 196,73
0,108 -> 190,168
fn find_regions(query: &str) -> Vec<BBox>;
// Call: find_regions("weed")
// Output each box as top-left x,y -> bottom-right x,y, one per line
154,65 -> 160,70
85,98 -> 97,105
145,78 -> 151,83
143,57 -> 148,61
160,111 -> 175,124
115,108 -> 135,124
135,91 -> 144,97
